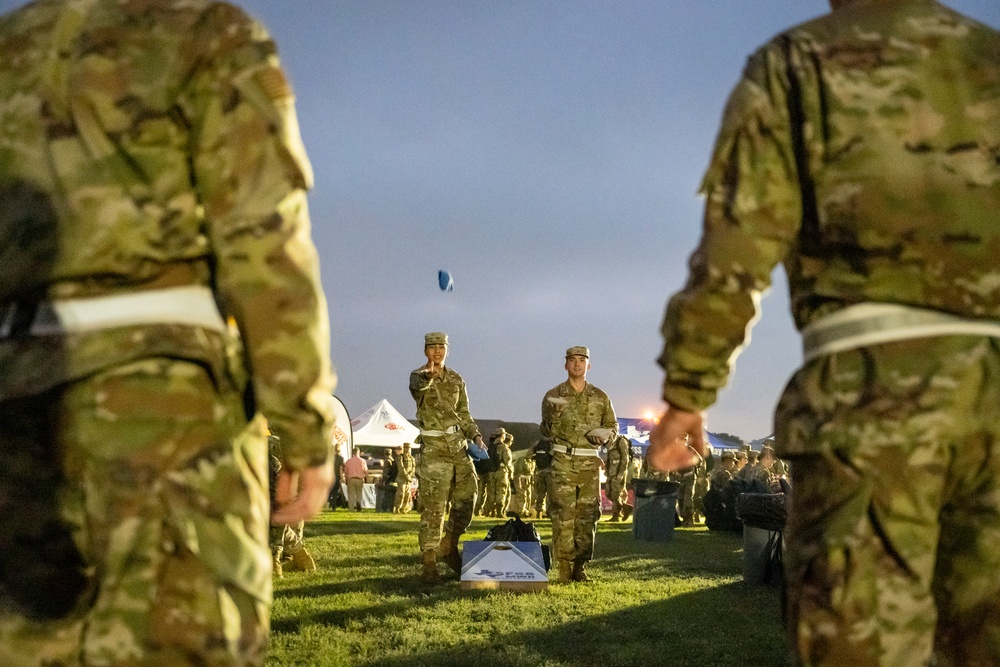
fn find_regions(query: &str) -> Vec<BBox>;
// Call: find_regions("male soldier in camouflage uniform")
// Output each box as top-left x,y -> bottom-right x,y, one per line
512,451 -> 536,517
482,428 -> 507,517
0,2 -> 336,665
542,346 -> 618,583
647,2 -> 1000,665
393,442 -> 416,514
410,332 -> 485,583
605,434 -> 632,521
709,451 -> 736,491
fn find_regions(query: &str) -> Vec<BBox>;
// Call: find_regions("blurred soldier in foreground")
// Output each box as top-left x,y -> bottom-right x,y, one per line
647,1 -> 1000,665
542,346 -> 618,583
0,1 -> 336,664
605,434 -> 633,522
394,443 -> 416,514
410,332 -> 485,583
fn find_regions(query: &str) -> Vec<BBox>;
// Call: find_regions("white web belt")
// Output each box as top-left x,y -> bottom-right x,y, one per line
801,302 -> 1000,362
420,425 -> 460,437
551,444 -> 600,457
0,285 -> 226,337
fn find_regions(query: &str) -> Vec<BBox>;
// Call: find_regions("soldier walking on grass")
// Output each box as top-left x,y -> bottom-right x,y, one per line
647,1 -> 1000,664
0,1 -> 336,663
605,434 -> 633,522
410,332 -> 485,583
542,346 -> 618,583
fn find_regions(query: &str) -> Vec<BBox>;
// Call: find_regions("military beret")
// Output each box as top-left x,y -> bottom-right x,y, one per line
565,346 -> 590,359
425,331 -> 448,346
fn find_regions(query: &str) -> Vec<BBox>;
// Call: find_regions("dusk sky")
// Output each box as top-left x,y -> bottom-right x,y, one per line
3,1 -> 997,441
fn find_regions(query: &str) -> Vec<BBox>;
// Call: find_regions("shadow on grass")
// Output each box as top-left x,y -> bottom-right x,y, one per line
362,581 -> 789,667
306,519 -> 414,537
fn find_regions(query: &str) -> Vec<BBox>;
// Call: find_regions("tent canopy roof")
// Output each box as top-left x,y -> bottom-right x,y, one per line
350,399 -> 421,449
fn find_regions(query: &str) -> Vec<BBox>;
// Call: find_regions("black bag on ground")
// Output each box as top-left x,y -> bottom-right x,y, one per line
736,492 -> 787,532
484,516 -> 550,571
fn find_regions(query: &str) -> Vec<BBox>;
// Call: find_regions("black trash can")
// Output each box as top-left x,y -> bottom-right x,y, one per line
736,493 -> 787,585
631,479 -> 680,542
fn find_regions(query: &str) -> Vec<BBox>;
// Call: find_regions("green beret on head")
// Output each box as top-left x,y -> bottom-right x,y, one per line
565,346 -> 590,359
425,331 -> 448,346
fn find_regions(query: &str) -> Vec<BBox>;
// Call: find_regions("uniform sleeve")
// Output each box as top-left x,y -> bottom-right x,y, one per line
409,369 -> 430,402
601,394 -> 618,434
539,390 -> 556,440
183,5 -> 334,470
658,45 -> 803,411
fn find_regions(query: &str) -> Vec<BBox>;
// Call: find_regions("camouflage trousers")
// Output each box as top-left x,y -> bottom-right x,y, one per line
485,469 -> 510,516
0,358 -> 270,667
514,474 -> 533,515
533,467 -> 551,515
474,472 -> 490,515
775,336 -> 1000,667
394,478 -> 414,513
270,521 -> 304,560
676,472 -> 696,523
607,473 -> 627,516
548,454 -> 601,563
416,437 -> 478,553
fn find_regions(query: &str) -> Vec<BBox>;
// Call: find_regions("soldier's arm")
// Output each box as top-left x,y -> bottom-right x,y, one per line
658,47 -> 801,413
184,5 -> 334,472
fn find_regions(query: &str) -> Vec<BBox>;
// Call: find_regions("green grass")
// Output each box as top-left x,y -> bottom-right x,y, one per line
266,511 -> 790,667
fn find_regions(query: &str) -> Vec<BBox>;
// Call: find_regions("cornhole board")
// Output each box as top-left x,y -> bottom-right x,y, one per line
460,541 -> 548,592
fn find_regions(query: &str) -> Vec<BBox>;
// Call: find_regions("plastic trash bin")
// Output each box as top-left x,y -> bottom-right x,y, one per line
631,479 -> 680,542
737,493 -> 787,585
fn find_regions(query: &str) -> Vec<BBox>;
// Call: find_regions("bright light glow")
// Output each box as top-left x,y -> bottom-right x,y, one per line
643,410 -> 656,422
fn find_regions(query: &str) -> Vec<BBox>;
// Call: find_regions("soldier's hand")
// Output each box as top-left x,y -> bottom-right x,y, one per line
271,459 -> 335,525
646,405 -> 706,474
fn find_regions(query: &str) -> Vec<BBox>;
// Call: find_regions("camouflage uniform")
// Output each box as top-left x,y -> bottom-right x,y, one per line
0,2 -> 335,665
541,375 -> 617,579
393,448 -> 416,514
512,453 -> 536,517
656,2 -> 1000,665
409,361 -> 481,556
485,435 -> 513,517
605,434 -> 631,521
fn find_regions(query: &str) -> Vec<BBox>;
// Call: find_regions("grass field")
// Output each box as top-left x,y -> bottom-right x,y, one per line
266,511 -> 790,667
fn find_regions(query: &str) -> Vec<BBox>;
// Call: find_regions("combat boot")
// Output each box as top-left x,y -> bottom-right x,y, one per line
609,511 -> 621,522
272,554 -> 283,579
572,560 -> 591,583
556,559 -> 573,584
286,547 -> 317,573
621,504 -> 633,521
421,550 -> 441,583
438,531 -> 463,574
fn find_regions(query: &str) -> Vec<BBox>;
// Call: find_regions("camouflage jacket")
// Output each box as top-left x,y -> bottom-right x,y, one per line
409,365 -> 481,441
513,455 -> 535,478
0,0 -> 335,470
495,441 -> 513,475
658,0 -> 1000,411
606,434 -> 632,481
541,380 -> 618,452
397,453 -> 416,482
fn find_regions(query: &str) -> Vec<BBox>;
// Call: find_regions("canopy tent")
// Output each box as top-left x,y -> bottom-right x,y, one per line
616,417 -> 744,457
350,399 -> 422,450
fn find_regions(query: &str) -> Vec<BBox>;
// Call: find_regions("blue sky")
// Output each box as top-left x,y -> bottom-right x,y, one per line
3,1 -> 997,440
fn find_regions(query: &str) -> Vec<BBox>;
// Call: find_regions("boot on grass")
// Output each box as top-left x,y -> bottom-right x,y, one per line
556,559 -> 573,584
572,560 -> 591,583
621,504 -> 633,521
421,550 -> 441,583
286,547 -> 317,573
438,531 -> 463,574
272,554 -> 283,579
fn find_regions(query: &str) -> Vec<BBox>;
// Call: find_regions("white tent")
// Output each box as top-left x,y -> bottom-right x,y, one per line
350,399 -> 422,449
